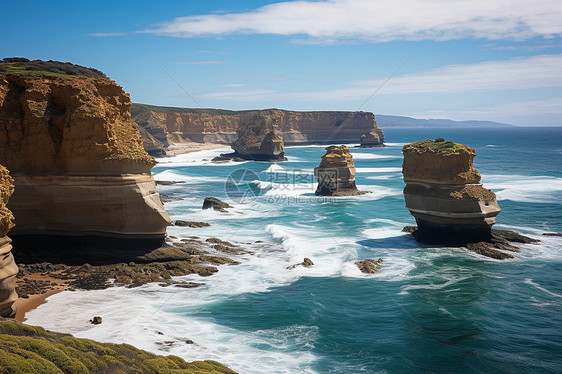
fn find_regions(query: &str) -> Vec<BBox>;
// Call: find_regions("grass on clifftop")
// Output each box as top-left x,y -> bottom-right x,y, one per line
406,138 -> 470,152
0,58 -> 105,78
0,318 -> 236,374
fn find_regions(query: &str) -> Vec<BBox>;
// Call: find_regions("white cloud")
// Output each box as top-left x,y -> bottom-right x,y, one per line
201,54 -> 562,101
144,0 -> 562,42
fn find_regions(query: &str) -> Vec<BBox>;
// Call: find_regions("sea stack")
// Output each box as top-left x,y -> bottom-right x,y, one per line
402,139 -> 500,243
0,73 -> 170,247
0,164 -> 17,317
314,145 -> 367,196
360,127 -> 385,148
215,111 -> 287,162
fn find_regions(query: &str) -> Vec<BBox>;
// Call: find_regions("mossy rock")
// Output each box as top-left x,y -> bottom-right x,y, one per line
406,139 -> 470,152
0,318 -> 237,374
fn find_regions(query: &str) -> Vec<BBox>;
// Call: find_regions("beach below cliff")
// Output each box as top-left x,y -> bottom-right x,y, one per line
164,142 -> 226,156
21,127 -> 562,374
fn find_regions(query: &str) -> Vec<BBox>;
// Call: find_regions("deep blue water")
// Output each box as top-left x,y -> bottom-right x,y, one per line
28,127 -> 562,374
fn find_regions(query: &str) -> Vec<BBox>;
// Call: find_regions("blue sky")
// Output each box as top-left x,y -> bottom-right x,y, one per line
1,0 -> 562,125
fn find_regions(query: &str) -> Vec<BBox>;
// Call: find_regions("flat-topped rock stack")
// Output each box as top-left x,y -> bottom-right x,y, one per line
314,145 -> 367,196
214,111 -> 287,162
0,165 -> 17,317
360,128 -> 385,147
0,73 -> 170,249
402,139 -> 500,243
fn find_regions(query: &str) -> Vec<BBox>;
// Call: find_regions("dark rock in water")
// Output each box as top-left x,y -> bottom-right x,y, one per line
355,258 -> 383,273
287,257 -> 314,269
217,110 -> 287,162
314,145 -> 368,196
542,232 -> 562,237
211,154 -> 246,162
174,220 -> 211,228
155,180 -> 184,186
403,226 -> 538,259
402,139 -> 501,243
90,316 -> 102,325
202,197 -> 232,212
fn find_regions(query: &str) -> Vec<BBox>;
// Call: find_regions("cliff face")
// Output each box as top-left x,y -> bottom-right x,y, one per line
0,165 -> 17,317
0,74 -> 170,241
131,104 -> 385,155
402,139 -> 500,242
314,145 -> 366,196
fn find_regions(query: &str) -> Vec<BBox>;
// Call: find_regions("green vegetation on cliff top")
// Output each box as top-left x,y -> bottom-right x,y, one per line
0,58 -> 105,78
406,139 -> 470,152
0,318 -> 236,374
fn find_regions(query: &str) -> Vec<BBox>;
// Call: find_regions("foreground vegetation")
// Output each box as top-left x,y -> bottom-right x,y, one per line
0,318 -> 236,374
0,58 -> 105,78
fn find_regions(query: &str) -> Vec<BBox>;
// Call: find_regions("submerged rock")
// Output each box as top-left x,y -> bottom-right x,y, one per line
402,139 -> 500,244
287,257 -> 314,270
213,111 -> 287,162
174,220 -> 211,228
202,197 -> 232,212
355,258 -> 383,273
314,145 -> 368,196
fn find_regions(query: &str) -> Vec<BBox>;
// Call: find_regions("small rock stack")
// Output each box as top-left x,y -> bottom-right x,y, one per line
360,129 -> 384,147
402,139 -> 500,243
0,165 -> 17,317
314,145 -> 367,196
230,111 -> 287,161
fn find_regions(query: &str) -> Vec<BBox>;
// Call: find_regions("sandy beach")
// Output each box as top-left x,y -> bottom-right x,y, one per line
163,142 -> 227,156
13,273 -> 68,322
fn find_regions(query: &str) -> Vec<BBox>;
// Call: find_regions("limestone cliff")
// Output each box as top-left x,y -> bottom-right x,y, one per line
131,104 -> 385,155
314,145 -> 366,196
402,139 -> 500,242
0,165 -> 17,317
0,74 -> 170,241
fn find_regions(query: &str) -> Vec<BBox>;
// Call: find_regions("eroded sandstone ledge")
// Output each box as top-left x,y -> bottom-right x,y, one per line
0,164 -> 17,317
0,73 -> 170,242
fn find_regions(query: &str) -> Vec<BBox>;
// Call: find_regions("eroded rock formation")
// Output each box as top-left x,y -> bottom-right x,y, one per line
314,145 -> 367,196
214,111 -> 287,162
360,129 -> 384,147
402,139 -> 500,242
131,104 -> 385,155
0,165 -> 17,317
0,74 -> 170,244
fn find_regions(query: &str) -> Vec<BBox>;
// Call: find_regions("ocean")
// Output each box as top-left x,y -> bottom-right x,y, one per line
26,127 -> 562,373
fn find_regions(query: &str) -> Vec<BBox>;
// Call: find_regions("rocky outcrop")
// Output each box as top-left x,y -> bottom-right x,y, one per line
0,165 -> 17,317
402,139 -> 500,243
0,73 -> 170,244
216,111 -> 287,162
314,145 -> 367,196
355,258 -> 383,273
360,129 -> 384,147
202,197 -> 232,212
131,104 -> 385,154
402,139 -> 500,244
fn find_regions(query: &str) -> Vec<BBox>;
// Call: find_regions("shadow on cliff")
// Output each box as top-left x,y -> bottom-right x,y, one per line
10,235 -> 165,266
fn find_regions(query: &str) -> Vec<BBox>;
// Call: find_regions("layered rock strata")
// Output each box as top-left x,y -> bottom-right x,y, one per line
402,139 -> 500,243
214,112 -> 287,162
0,74 -> 170,244
314,145 -> 367,196
131,104 -> 385,155
0,165 -> 17,317
360,129 -> 384,147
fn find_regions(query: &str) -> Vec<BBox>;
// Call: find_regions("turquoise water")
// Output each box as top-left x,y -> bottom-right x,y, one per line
27,127 -> 562,373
